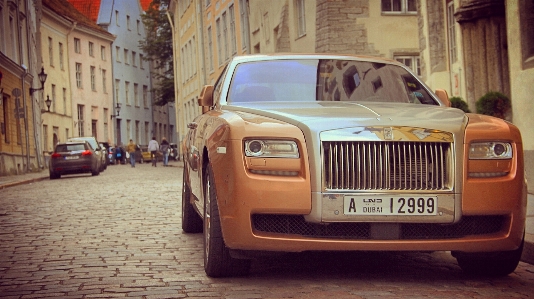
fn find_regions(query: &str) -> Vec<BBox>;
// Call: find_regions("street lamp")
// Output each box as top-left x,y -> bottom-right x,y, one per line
43,95 -> 52,112
110,103 -> 121,119
29,67 -> 48,96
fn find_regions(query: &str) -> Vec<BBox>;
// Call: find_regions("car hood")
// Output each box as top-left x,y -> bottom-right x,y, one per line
226,101 -> 467,135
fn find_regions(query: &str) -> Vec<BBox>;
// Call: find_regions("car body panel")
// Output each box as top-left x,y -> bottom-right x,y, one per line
68,137 -> 106,172
182,54 -> 526,257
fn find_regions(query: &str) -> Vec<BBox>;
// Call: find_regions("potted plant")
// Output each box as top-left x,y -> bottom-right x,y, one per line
449,97 -> 471,113
475,91 -> 511,119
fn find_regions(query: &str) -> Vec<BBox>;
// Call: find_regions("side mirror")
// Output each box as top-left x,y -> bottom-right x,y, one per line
199,85 -> 214,107
435,89 -> 451,107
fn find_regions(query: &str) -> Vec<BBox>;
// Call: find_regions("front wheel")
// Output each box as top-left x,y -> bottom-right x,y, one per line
453,234 -> 524,276
203,163 -> 251,278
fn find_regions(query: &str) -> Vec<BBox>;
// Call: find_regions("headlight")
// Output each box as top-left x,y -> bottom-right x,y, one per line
469,142 -> 512,159
244,139 -> 299,158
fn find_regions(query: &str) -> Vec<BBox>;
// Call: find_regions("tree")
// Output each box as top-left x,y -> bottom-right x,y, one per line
139,0 -> 174,106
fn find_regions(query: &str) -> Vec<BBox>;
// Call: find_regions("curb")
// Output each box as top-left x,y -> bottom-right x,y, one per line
0,176 -> 49,190
522,233 -> 534,265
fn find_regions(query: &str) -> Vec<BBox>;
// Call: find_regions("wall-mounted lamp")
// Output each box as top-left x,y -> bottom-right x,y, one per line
41,95 -> 52,113
110,103 -> 121,119
29,67 -> 48,96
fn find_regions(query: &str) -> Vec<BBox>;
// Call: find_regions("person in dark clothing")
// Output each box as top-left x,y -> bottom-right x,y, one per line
115,144 -> 124,165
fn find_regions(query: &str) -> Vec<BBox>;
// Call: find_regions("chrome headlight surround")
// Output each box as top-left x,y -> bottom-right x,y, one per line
469,142 -> 513,160
244,139 -> 299,158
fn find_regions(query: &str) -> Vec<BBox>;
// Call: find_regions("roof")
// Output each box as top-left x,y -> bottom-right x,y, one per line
66,0 -> 101,22
140,0 -> 152,11
43,0 -> 112,37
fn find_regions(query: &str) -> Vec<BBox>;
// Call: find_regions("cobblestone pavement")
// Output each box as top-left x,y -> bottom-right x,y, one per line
1,161 -> 534,298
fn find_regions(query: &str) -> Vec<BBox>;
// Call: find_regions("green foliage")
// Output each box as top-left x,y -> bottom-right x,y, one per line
449,97 -> 471,113
139,0 -> 174,106
475,91 -> 511,119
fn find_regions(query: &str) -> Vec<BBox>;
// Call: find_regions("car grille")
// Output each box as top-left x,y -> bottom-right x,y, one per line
252,214 -> 505,240
323,141 -> 452,191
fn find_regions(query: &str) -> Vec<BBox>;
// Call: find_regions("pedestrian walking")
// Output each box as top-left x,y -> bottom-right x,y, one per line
115,144 -> 124,165
161,137 -> 170,167
126,139 -> 137,167
148,137 -> 159,167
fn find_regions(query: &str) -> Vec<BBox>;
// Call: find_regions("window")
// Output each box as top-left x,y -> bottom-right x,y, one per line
127,15 -> 131,30
134,83 -> 139,106
76,63 -> 82,88
116,46 -> 120,62
90,66 -> 96,91
89,41 -> 94,56
132,51 -> 137,67
59,42 -> 64,70
125,81 -> 130,105
102,69 -> 107,93
520,0 -> 534,69
124,49 -> 129,65
2,97 -> 9,143
229,5 -> 237,55
48,37 -> 53,66
51,84 -> 56,112
216,18 -> 222,65
140,54 -> 144,69
101,45 -> 106,60
296,0 -> 306,37
382,0 -> 417,14
74,38 -> 81,53
447,1 -> 457,64
207,26 -> 214,71
395,55 -> 421,76
63,88 -> 67,115
115,10 -> 119,26
143,85 -> 148,108
115,79 -> 120,104
222,12 -> 229,60
0,5 -> 4,53
137,20 -> 141,34
77,105 -> 85,137
239,0 -> 249,51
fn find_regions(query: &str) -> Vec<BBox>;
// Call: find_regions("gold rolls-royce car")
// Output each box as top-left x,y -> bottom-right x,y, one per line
181,54 -> 526,278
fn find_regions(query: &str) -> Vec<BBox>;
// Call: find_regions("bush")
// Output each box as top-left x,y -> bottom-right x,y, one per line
449,97 -> 471,113
475,91 -> 511,119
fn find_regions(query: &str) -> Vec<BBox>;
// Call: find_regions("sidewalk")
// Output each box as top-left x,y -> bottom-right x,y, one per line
0,170 -> 533,265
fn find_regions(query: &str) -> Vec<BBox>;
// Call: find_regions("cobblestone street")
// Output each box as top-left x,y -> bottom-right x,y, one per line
1,161 -> 534,298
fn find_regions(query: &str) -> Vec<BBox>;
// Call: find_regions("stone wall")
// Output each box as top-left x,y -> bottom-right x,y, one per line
315,0 -> 378,55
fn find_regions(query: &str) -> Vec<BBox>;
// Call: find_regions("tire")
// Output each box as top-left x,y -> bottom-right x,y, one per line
182,167 -> 203,233
203,164 -> 251,278
49,171 -> 60,179
454,233 -> 524,277
91,168 -> 100,176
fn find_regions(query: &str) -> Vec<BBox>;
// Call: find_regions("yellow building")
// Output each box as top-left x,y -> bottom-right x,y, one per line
0,0 -> 42,175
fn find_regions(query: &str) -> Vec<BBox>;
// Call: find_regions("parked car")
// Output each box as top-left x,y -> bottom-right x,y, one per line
68,136 -> 106,172
169,143 -> 179,161
100,141 -> 112,165
139,145 -> 162,163
181,54 -> 526,278
49,141 -> 100,179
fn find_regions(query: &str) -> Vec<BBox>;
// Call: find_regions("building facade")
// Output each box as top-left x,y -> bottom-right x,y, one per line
42,0 -> 115,155
0,0 -> 43,175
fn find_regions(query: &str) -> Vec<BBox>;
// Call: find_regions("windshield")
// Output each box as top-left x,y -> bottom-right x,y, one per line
228,59 -> 437,105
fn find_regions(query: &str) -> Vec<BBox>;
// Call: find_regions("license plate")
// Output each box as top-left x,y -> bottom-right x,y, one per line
344,195 -> 438,215
65,156 -> 79,160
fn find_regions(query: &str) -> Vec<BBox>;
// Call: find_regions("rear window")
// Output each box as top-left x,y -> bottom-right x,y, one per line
55,144 -> 87,152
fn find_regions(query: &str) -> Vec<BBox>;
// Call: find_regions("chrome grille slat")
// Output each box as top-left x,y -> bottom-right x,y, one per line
323,141 -> 451,191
